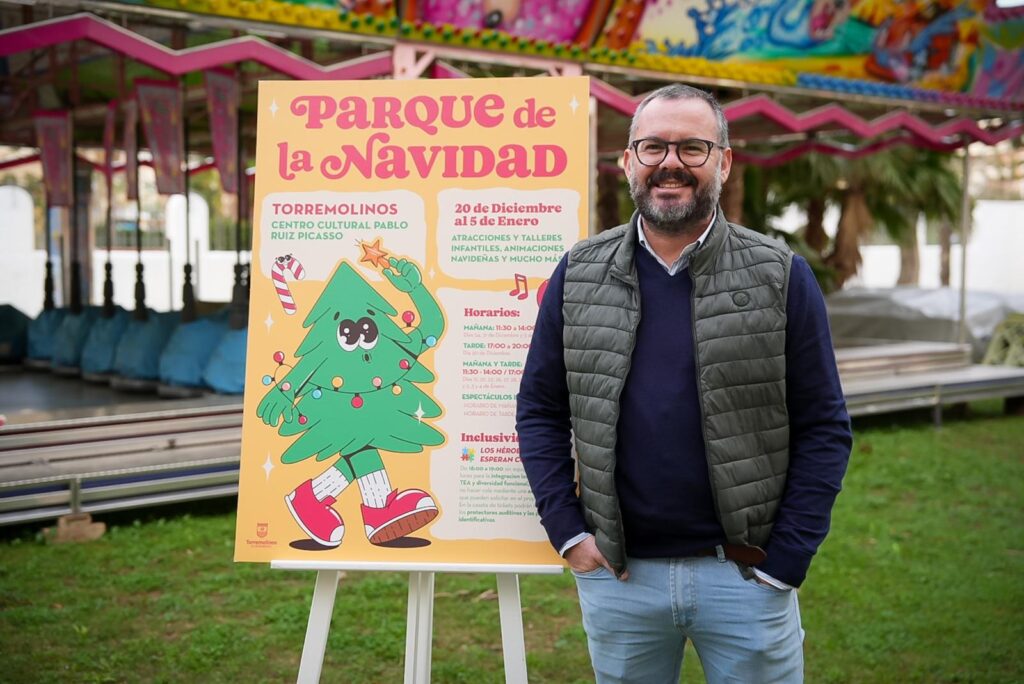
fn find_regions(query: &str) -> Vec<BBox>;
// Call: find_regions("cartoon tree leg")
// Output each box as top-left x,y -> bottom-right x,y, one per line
284,465 -> 351,547
348,450 -> 438,544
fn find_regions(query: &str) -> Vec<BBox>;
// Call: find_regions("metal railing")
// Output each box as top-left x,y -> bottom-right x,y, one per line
0,401 -> 243,525
2,342 -> 1023,525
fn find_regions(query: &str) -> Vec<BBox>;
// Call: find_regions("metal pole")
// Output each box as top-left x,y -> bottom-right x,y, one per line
181,77 -> 196,322
134,116 -> 146,322
230,105 -> 247,330
44,202 -> 55,310
194,238 -> 200,297
69,144 -> 82,313
103,113 -> 114,317
235,84 -> 243,268
70,477 -> 82,514
68,44 -> 82,314
957,148 -> 971,346
168,236 -> 173,311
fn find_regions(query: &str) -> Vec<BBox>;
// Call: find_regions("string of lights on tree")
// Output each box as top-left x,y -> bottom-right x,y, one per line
261,238 -> 438,423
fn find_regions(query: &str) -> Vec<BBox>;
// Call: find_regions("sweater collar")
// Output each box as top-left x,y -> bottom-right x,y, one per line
636,210 -> 716,275
612,208 -> 729,282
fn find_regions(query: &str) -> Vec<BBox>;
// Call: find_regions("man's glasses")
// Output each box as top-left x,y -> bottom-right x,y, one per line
629,137 -> 718,168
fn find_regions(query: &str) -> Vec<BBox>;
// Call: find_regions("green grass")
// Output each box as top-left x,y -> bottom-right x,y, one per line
1,403 -> 1022,683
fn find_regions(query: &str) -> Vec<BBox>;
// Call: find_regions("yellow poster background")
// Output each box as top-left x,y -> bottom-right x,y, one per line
235,77 -> 590,565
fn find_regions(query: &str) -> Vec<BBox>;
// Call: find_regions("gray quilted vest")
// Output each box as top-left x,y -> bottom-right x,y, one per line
563,210 -> 793,574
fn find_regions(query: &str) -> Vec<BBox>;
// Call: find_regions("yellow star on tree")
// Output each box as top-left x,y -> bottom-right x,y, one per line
360,238 -> 391,269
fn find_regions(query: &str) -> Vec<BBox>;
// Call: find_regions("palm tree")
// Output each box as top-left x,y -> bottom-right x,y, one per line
742,154 -> 842,291
888,150 -> 961,285
763,154 -> 842,258
748,147 -> 962,290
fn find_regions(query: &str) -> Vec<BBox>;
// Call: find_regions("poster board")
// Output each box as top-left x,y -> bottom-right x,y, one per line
234,76 -> 590,567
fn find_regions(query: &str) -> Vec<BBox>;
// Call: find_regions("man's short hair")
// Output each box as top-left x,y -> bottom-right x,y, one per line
628,84 -> 730,148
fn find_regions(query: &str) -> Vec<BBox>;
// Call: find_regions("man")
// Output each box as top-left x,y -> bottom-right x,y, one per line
515,84 -> 852,683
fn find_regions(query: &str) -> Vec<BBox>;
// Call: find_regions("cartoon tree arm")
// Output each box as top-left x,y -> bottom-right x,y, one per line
382,256 -> 444,346
255,352 -> 323,427
256,386 -> 295,427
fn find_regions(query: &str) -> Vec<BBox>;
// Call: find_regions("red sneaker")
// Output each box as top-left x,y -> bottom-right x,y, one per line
361,489 -> 438,544
285,479 -> 345,547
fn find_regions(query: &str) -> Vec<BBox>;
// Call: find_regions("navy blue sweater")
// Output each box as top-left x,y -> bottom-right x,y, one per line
516,242 -> 852,587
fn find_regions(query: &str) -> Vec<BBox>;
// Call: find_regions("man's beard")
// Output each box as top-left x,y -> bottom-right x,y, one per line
628,164 -> 722,235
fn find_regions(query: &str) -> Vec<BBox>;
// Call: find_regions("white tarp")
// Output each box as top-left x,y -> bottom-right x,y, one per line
827,286 -> 1024,361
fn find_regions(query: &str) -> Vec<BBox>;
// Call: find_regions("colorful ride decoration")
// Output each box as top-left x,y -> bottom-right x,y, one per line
411,0 -> 605,45
136,0 -> 398,34
3,12 -> 1019,165
91,0 -> 1022,108
618,0 -> 1023,105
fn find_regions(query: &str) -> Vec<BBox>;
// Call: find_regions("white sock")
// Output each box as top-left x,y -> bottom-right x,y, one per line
358,470 -> 393,508
312,466 -> 350,500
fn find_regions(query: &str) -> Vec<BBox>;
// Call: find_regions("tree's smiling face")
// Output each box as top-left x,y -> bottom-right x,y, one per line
336,315 -> 379,353
327,307 -> 412,394
301,261 -> 421,397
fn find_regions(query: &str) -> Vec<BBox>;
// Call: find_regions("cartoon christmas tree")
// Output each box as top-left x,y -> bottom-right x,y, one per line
257,249 -> 445,547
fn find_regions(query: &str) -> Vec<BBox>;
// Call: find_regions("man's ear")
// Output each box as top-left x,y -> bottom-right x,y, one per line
622,147 -> 634,176
719,146 -> 733,185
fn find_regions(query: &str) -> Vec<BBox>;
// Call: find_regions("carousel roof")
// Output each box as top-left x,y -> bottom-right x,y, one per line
0,0 -> 1020,166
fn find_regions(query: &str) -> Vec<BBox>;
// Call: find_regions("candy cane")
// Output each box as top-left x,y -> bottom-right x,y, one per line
272,254 -> 305,315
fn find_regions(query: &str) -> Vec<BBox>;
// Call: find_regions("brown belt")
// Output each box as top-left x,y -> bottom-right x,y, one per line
692,544 -> 767,565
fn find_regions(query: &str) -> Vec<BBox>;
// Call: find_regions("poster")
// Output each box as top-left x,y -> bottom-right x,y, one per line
234,77 -> 590,566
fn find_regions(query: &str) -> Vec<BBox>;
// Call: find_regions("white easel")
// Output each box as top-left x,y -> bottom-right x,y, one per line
272,561 -> 564,683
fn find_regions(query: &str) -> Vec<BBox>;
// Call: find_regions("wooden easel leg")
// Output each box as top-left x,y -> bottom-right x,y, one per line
496,573 -> 528,684
404,571 -> 435,684
297,570 -> 341,684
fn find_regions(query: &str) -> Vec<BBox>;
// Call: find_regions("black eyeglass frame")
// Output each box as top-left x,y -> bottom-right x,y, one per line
629,137 -> 719,168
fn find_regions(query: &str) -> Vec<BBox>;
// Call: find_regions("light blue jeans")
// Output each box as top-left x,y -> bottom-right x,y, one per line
573,556 -> 804,683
